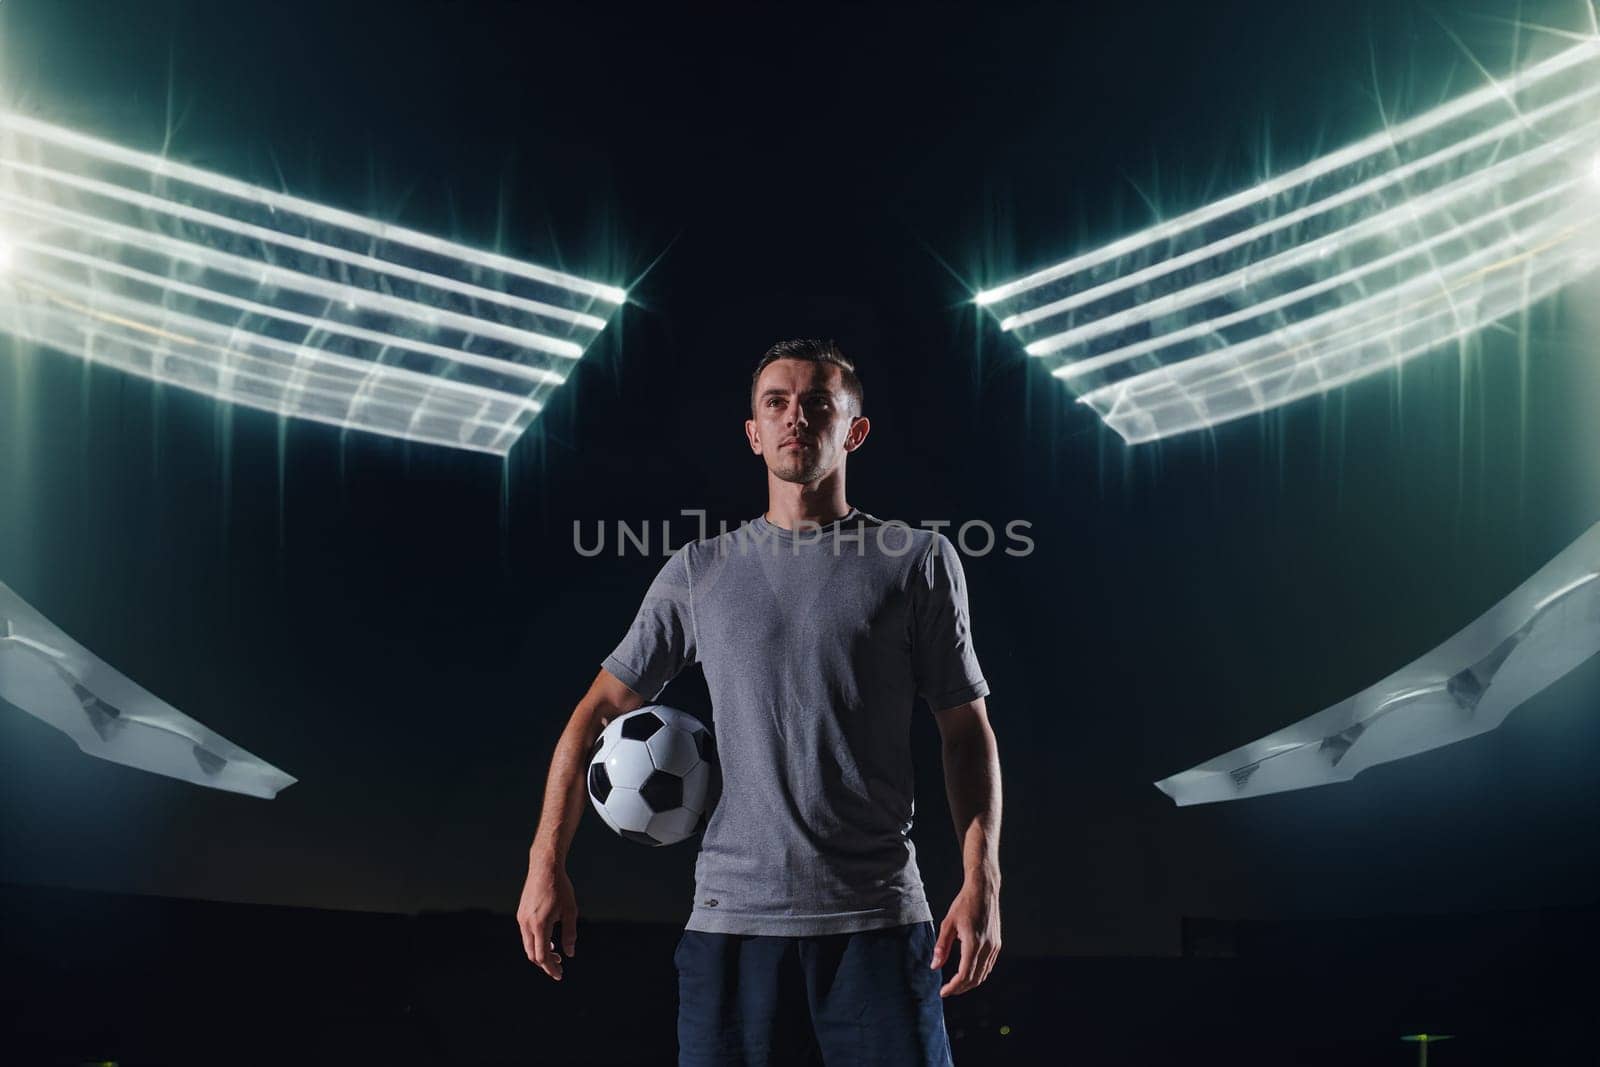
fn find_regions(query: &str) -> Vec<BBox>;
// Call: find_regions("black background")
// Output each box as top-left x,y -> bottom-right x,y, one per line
2,0 -> 1598,960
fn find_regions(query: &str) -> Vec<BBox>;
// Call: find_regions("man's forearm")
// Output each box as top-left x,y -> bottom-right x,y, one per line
530,715 -> 603,866
941,723 -> 1002,886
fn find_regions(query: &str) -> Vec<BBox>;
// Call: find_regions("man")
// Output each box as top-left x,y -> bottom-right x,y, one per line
517,339 -> 1003,1065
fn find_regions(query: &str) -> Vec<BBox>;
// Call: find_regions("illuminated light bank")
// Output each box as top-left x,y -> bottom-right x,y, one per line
0,580 -> 296,798
1154,522 -> 1600,805
977,39 -> 1600,444
0,112 -> 626,455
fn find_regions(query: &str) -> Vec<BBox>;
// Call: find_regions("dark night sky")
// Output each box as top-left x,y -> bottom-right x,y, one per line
2,0 -> 1598,956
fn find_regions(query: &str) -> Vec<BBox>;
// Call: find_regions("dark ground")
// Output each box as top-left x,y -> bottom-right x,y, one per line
2,883 -> 1594,1065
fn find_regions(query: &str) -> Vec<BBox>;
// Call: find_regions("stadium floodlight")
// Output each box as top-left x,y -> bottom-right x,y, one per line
0,580 -> 296,798
0,111 -> 626,455
1154,522 -> 1600,806
978,39 -> 1600,444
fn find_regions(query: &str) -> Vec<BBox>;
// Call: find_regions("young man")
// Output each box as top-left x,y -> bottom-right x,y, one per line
518,339 -> 1003,1065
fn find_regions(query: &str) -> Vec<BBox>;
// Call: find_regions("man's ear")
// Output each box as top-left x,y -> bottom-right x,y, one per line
744,418 -> 763,454
844,415 -> 871,452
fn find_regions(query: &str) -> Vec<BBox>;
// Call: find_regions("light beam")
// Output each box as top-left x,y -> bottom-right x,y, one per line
0,111 -> 626,455
978,39 -> 1600,443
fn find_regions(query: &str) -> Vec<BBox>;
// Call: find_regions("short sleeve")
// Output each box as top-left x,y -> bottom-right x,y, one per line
602,547 -> 698,701
909,534 -> 990,712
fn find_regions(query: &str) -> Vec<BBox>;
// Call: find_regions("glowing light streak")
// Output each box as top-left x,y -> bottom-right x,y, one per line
1050,172 -> 1582,381
4,157 -> 608,332
16,241 -> 567,388
0,111 -> 626,304
1011,96 -> 1600,342
1154,523 -> 1600,805
1026,110 -> 1600,354
1087,213 -> 1598,443
11,286 -> 533,455
975,38 -> 1600,306
0,111 -> 625,454
0,193 -> 585,358
978,39 -> 1600,443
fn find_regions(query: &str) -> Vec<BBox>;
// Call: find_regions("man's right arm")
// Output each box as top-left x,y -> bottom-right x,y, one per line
516,667 -> 647,981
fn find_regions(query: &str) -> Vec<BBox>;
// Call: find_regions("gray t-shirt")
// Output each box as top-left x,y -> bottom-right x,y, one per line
602,508 -> 989,936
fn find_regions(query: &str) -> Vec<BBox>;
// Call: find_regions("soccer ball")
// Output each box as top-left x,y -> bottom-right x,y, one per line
587,705 -> 719,847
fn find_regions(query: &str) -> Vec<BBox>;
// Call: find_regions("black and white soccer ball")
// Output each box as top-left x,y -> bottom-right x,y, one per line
587,704 -> 719,847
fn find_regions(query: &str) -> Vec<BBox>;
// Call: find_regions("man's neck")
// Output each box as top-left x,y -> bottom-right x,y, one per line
764,474 -> 851,531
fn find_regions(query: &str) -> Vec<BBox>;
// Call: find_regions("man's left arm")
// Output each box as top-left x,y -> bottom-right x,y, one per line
929,696 -> 1002,998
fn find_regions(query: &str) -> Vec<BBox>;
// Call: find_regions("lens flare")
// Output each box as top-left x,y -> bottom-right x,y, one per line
0,111 -> 626,455
979,39 -> 1600,444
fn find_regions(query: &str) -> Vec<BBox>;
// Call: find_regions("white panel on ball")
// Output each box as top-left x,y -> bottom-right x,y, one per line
603,741 -> 655,790
602,788 -> 655,834
646,725 -> 701,776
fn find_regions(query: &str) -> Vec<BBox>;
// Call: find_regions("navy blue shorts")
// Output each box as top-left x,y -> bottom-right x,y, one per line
674,920 -> 953,1067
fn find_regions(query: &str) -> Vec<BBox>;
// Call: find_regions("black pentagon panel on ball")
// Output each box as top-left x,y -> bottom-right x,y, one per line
620,829 -> 660,847
588,761 -> 612,803
695,729 -> 717,764
621,711 -> 664,742
639,769 -> 684,812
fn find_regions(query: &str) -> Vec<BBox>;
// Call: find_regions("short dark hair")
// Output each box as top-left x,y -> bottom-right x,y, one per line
750,339 -> 864,415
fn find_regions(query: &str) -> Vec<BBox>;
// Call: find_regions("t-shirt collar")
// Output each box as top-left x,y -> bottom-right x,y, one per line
754,507 -> 863,540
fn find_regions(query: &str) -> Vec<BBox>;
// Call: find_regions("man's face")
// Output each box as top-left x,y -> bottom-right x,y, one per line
745,359 -> 868,484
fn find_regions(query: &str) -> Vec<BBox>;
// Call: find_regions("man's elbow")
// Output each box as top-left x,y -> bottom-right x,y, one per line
934,698 -> 995,752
